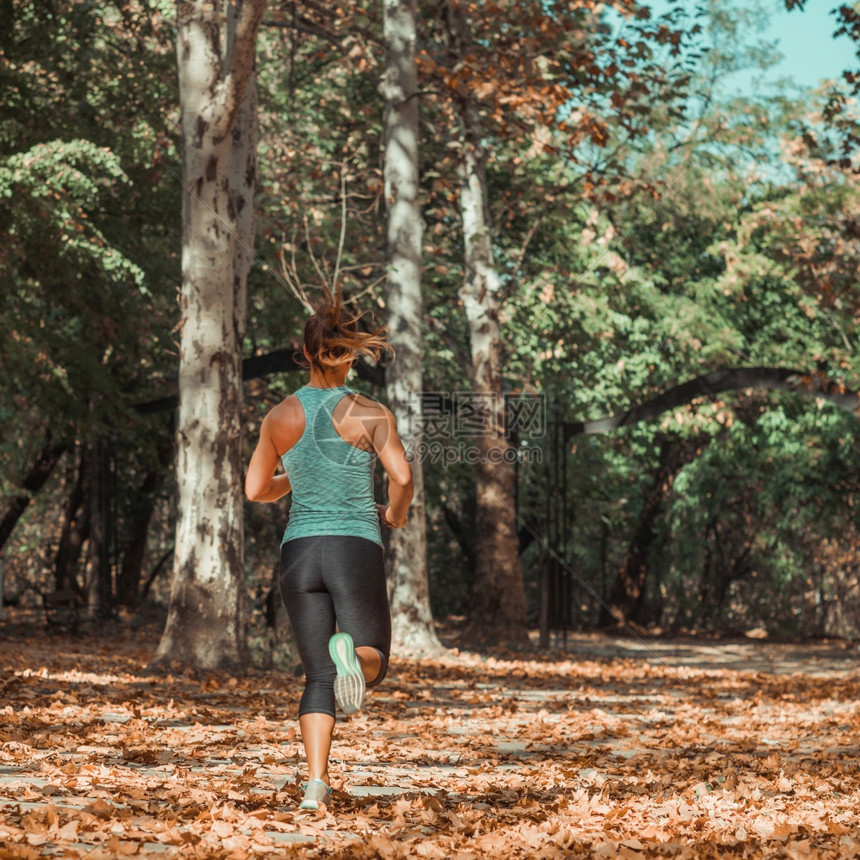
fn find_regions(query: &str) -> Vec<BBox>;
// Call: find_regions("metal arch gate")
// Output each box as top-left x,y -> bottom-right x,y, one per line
513,400 -> 575,651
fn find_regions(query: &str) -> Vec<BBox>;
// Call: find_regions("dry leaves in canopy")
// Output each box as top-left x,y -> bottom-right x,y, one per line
1,622 -> 859,858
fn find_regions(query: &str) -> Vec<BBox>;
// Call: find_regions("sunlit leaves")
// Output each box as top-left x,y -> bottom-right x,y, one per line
2,628 -> 860,856
0,140 -> 145,289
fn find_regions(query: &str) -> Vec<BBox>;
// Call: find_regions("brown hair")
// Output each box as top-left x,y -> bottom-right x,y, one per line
300,296 -> 393,373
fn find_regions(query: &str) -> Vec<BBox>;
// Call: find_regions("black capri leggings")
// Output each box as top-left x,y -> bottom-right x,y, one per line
279,535 -> 391,718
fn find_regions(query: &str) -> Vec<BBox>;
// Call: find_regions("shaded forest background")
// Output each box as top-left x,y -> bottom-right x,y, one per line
1,0 -> 859,662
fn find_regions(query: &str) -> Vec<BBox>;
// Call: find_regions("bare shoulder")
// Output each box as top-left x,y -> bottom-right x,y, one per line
267,394 -> 304,423
263,394 -> 305,453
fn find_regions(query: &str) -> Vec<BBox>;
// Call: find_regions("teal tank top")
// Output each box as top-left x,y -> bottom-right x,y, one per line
281,385 -> 382,548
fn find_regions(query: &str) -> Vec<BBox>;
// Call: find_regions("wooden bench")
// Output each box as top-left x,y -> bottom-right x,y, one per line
41,590 -> 86,633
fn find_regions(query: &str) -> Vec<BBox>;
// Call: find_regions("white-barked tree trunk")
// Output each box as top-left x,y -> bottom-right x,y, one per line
446,1 -> 529,647
153,0 -> 265,672
382,0 -> 444,656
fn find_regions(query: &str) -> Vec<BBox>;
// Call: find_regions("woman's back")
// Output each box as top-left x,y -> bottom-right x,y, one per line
279,386 -> 382,547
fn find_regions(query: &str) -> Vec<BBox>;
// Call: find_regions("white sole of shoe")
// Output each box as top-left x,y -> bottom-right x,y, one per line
329,632 -> 366,714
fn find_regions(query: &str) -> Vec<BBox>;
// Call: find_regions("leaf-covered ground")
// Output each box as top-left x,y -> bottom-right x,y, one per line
1,621 -> 859,858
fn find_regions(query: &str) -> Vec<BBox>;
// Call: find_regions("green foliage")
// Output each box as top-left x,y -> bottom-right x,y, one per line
2,0 -> 858,639
447,0 -> 860,634
252,14 -> 388,356
0,0 -> 180,604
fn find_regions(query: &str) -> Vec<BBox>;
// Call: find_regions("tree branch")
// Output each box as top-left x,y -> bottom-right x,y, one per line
260,13 -> 379,82
565,367 -> 860,439
134,348 -> 384,414
217,0 -> 267,138
0,438 -> 68,554
262,14 -> 343,49
295,0 -> 383,46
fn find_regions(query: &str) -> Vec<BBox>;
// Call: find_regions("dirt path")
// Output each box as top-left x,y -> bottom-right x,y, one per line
1,624 -> 858,858
552,630 -> 860,675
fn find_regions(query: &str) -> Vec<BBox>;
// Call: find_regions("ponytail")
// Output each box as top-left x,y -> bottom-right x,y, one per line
300,296 -> 393,373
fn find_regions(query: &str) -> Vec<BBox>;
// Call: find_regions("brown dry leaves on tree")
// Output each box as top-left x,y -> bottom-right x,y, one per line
1,623 -> 859,859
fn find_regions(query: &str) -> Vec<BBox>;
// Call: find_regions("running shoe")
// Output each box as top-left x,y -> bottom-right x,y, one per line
299,778 -> 332,810
329,631 -> 366,714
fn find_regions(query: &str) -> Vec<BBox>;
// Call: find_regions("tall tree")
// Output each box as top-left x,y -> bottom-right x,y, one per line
154,0 -> 265,672
382,0 -> 444,655
0,2 -> 180,610
441,1 -> 530,646
417,0 -> 694,644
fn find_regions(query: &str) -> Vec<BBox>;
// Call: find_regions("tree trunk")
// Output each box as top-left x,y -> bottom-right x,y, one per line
600,436 -> 705,628
154,0 -> 265,672
117,488 -> 155,610
87,437 -> 113,618
0,437 -> 66,556
445,3 -> 529,648
54,446 -> 90,593
382,0 -> 443,656
117,440 -> 170,610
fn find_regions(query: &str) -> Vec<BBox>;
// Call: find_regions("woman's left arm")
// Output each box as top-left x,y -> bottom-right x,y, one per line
245,413 -> 292,502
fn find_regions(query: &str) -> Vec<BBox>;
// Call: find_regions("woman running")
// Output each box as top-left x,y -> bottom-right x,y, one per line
244,298 -> 413,811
